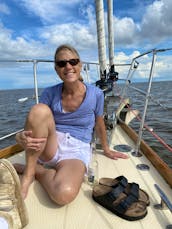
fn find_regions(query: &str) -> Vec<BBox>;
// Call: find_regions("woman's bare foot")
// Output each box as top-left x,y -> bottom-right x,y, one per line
20,163 -> 49,199
13,163 -> 35,199
20,174 -> 35,199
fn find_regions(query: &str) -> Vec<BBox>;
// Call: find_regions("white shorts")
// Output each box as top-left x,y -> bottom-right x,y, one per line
38,131 -> 92,169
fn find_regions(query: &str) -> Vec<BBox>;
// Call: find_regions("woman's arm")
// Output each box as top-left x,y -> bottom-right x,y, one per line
94,116 -> 128,160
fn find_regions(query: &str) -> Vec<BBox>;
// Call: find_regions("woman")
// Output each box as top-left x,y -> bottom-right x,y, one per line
15,44 -> 128,205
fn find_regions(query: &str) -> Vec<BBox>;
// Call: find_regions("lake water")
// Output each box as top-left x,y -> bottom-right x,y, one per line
0,81 -> 172,168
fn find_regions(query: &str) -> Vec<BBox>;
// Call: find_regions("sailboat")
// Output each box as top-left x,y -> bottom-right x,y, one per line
0,0 -> 172,228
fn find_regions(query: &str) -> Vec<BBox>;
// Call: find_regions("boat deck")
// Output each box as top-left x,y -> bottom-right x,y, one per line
8,124 -> 172,229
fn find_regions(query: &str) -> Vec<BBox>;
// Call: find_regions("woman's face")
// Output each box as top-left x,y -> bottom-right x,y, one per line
55,49 -> 82,83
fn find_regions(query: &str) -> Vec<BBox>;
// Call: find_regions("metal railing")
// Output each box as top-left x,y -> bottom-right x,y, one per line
119,48 -> 172,157
0,49 -> 172,161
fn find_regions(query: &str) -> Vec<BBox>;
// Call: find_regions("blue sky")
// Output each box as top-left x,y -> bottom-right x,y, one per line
0,0 -> 172,89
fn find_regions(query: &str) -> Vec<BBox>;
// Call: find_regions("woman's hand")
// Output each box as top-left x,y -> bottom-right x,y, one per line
103,147 -> 129,160
15,131 -> 47,151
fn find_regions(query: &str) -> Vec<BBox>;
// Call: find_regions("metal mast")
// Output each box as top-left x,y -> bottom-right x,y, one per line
107,0 -> 114,66
95,0 -> 107,79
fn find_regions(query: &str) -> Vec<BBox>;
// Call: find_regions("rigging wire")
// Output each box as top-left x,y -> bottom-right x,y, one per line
113,82 -> 172,153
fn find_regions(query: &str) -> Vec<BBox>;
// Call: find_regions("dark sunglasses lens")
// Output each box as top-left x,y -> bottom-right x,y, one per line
55,59 -> 79,67
56,61 -> 66,67
69,59 -> 79,66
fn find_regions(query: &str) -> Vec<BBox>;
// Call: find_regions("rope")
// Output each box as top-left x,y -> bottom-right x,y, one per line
113,82 -> 172,153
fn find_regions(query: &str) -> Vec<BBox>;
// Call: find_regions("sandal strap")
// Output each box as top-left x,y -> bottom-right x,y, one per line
114,192 -> 138,214
127,182 -> 139,200
115,176 -> 128,188
107,183 -> 126,200
106,176 -> 128,201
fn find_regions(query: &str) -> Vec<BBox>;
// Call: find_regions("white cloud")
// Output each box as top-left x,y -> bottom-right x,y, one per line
17,0 -> 81,23
0,1 -> 97,61
113,48 -> 172,81
138,0 -> 172,43
40,23 -> 96,49
0,23 -> 50,59
115,17 -> 138,45
114,0 -> 172,47
3,0 -> 171,55
0,0 -> 172,81
0,3 -> 10,14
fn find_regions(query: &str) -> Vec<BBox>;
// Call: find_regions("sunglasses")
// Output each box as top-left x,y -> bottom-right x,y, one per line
55,58 -> 80,68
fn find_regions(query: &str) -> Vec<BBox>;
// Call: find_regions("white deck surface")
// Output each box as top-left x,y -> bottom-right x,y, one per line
8,124 -> 172,229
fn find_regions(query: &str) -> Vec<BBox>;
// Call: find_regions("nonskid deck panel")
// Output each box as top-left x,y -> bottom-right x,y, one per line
7,124 -> 172,229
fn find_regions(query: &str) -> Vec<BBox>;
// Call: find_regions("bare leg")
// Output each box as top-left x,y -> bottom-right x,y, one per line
21,104 -> 58,199
14,159 -> 86,205
36,159 -> 86,205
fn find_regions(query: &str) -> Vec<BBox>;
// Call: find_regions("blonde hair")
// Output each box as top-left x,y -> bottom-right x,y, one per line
79,75 -> 84,82
54,44 -> 80,61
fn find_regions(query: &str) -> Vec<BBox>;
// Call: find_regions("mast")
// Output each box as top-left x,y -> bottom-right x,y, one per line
107,0 -> 118,81
95,0 -> 107,79
107,0 -> 114,66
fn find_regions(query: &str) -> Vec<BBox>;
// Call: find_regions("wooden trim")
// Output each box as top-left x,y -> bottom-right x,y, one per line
0,144 -> 23,159
119,121 -> 172,188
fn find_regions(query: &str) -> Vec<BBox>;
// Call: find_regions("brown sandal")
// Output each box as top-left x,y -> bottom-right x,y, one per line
92,184 -> 147,221
99,176 -> 150,205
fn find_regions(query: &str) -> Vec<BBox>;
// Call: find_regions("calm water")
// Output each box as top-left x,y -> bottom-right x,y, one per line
0,81 -> 172,167
127,81 -> 172,168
